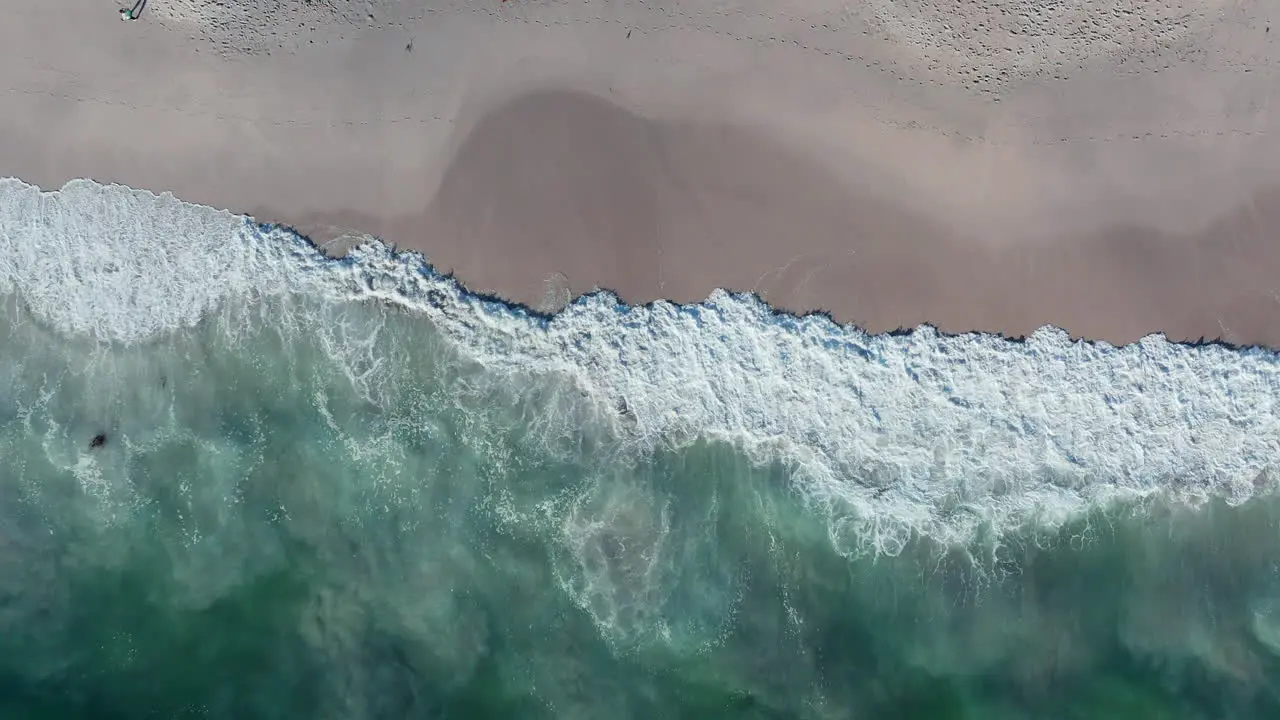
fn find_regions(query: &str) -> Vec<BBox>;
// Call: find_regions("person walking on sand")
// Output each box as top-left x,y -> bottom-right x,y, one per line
120,0 -> 144,20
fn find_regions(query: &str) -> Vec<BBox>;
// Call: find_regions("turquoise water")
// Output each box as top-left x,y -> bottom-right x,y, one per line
1,178 -> 1279,718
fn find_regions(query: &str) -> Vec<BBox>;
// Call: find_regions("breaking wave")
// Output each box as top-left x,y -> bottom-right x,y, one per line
2,176 -> 1278,555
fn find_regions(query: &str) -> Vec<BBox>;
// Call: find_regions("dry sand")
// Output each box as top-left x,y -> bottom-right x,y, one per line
4,0 -> 1280,345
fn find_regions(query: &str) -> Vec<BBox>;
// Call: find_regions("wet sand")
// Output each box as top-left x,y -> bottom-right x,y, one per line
395,89 -> 1280,344
4,0 -> 1280,345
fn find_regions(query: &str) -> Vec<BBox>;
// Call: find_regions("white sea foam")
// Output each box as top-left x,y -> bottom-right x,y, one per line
2,177 -> 1279,554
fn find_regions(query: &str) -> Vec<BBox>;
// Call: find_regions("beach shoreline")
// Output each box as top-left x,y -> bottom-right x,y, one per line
5,0 -> 1280,346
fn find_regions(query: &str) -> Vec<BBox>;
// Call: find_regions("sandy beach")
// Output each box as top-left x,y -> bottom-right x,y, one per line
5,0 -> 1280,345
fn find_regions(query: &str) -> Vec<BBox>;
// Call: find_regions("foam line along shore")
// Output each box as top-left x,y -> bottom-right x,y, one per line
3,177 -> 1277,553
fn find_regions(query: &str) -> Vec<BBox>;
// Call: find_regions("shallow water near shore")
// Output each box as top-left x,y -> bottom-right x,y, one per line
1,177 -> 1279,718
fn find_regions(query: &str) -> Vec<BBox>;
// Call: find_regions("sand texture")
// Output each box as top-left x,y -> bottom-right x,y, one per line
4,0 -> 1280,344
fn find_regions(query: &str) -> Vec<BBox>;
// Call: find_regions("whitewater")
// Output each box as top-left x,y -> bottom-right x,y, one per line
1,176 -> 1278,556
6,175 -> 1280,718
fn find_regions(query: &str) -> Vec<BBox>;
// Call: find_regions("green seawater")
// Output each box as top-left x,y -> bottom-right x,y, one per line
1,295 -> 1279,720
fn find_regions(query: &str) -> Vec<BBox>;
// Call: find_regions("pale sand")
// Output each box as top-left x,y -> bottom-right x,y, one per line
4,1 -> 1280,345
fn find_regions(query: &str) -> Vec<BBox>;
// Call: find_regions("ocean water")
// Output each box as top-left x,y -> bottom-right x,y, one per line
0,177 -> 1278,719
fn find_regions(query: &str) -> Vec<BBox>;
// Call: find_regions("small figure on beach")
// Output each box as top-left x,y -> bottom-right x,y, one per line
120,0 -> 145,21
